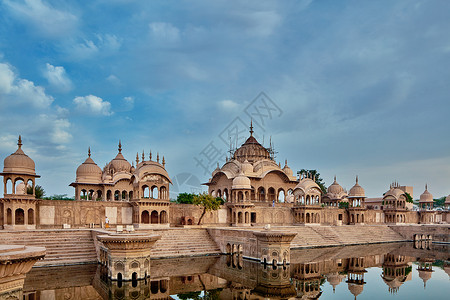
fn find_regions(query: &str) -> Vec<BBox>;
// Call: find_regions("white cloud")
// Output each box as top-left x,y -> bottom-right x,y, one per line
122,96 -> 134,111
66,34 -> 122,60
73,95 -> 112,116
149,22 -> 180,43
218,99 -> 239,111
0,63 -> 53,108
4,0 -> 78,39
106,74 -> 121,85
43,63 -> 73,92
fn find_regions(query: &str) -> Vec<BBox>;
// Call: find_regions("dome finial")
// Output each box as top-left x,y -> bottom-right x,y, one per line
18,135 -> 22,149
149,150 -> 152,161
356,175 -> 359,184
88,147 -> 91,157
250,119 -> 254,136
157,152 -> 160,163
425,183 -> 428,191
162,156 -> 165,167
136,152 -> 139,164
285,159 -> 288,166
142,150 -> 145,161
118,140 -> 122,153
334,175 -> 337,182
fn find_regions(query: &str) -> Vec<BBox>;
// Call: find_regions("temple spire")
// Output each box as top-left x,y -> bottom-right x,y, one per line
356,175 -> 359,184
334,175 -> 337,183
425,183 -> 428,191
118,140 -> 122,153
18,135 -> 22,149
162,156 -> 165,167
250,119 -> 254,136
157,152 -> 160,163
136,153 -> 139,164
142,150 -> 145,161
149,150 -> 152,161
88,147 -> 91,157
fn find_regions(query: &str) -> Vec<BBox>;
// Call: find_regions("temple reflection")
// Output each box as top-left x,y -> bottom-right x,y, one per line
0,242 -> 447,299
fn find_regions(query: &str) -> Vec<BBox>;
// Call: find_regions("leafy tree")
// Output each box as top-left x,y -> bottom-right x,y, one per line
297,169 -> 327,194
42,194 -> 75,200
434,197 -> 445,207
193,192 -> 222,225
339,202 -> 349,209
404,192 -> 414,203
177,291 -> 201,300
177,192 -> 195,204
27,185 -> 45,199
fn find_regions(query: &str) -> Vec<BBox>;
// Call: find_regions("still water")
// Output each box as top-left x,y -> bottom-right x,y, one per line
21,242 -> 449,299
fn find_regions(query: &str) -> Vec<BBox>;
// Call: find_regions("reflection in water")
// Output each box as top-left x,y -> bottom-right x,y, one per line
12,242 -> 450,299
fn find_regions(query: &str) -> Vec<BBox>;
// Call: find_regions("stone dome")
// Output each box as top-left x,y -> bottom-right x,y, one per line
282,160 -> 293,177
232,121 -> 270,163
232,171 -> 251,189
3,136 -> 36,176
328,176 -> 344,194
109,141 -> 131,173
348,283 -> 364,298
76,149 -> 102,183
384,187 -> 405,200
294,178 -> 321,195
349,176 -> 365,198
241,159 -> 253,174
419,185 -> 433,203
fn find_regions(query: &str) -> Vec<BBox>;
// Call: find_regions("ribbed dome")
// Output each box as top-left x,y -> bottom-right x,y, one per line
419,185 -> 433,203
232,171 -> 251,189
328,176 -> 344,194
232,122 -> 270,163
349,176 -> 365,198
109,141 -> 131,172
348,283 -> 364,297
384,188 -> 404,199
76,149 -> 102,183
282,160 -> 293,177
3,136 -> 36,176
241,159 -> 253,174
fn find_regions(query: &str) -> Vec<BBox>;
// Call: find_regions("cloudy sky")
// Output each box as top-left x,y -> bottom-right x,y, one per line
0,0 -> 449,199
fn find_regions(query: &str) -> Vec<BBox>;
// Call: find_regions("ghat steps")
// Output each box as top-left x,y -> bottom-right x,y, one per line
0,229 -> 97,266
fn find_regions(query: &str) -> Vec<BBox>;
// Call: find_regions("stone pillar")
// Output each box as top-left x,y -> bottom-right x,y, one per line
252,231 -> 297,265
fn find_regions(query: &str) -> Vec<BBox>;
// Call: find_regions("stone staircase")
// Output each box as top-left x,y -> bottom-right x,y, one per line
284,225 -> 406,248
0,230 -> 97,266
147,228 -> 221,258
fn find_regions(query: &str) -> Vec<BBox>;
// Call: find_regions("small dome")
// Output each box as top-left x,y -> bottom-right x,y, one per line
76,148 -> 102,183
232,172 -> 251,189
384,187 -> 405,200
282,160 -> 293,177
349,176 -> 365,198
3,136 -> 36,176
445,195 -> 450,204
419,185 -> 433,203
328,176 -> 344,194
294,178 -> 321,195
109,141 -> 131,173
348,283 -> 364,297
241,159 -> 253,174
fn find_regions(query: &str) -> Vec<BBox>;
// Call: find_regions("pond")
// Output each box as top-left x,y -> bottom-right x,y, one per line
20,242 -> 449,299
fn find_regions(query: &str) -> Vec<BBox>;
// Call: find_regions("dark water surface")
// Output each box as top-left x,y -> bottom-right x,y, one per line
22,242 -> 449,299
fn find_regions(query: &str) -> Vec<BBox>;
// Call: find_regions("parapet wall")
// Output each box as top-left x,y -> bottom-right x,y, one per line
389,224 -> 449,243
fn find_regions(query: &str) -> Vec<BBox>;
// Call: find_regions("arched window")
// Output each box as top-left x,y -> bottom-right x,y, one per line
114,190 -> 120,201
107,190 -> 112,201
160,211 -> 168,224
278,189 -> 285,203
129,191 -> 133,200
6,208 -> 12,225
151,186 -> 158,199
122,191 -> 127,200
268,187 -> 276,201
143,186 -> 149,198
238,212 -> 243,223
258,187 -> 265,201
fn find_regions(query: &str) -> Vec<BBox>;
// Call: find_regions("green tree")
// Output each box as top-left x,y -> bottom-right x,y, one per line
27,185 -> 45,199
405,192 -> 414,203
339,202 -> 349,209
297,169 -> 327,194
176,192 -> 195,204
193,192 -> 222,225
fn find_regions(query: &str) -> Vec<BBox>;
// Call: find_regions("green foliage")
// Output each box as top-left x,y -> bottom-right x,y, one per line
177,291 -> 201,300
297,169 -> 327,194
177,192 -> 195,204
405,192 -> 414,203
193,192 -> 222,225
216,197 -> 225,205
27,185 -> 45,199
434,197 -> 446,207
339,202 -> 349,209
42,194 -> 74,200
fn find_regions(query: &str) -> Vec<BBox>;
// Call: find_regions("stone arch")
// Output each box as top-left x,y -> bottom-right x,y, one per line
15,208 -> 24,225
6,208 -> 12,225
268,187 -> 276,202
28,208 -> 34,225
160,186 -> 167,199
141,210 -> 149,224
114,190 -> 120,201
107,190 -> 112,201
122,190 -> 127,200
223,188 -> 229,201
129,190 -> 133,200
130,261 -> 139,269
151,210 -> 159,224
151,186 -> 158,199
226,243 -> 231,254
143,185 -> 150,198
258,187 -> 265,201
306,213 -> 310,223
245,212 -> 249,223
5,178 -> 13,194
160,210 -> 168,224
97,190 -> 102,200
278,188 -> 285,203
238,212 -> 243,223
238,191 -> 244,201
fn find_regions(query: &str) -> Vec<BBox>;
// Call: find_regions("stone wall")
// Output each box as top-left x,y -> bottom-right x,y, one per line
389,224 -> 449,243
37,199 -> 132,229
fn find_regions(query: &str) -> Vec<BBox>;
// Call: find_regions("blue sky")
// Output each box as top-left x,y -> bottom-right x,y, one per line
1,0 -> 449,199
